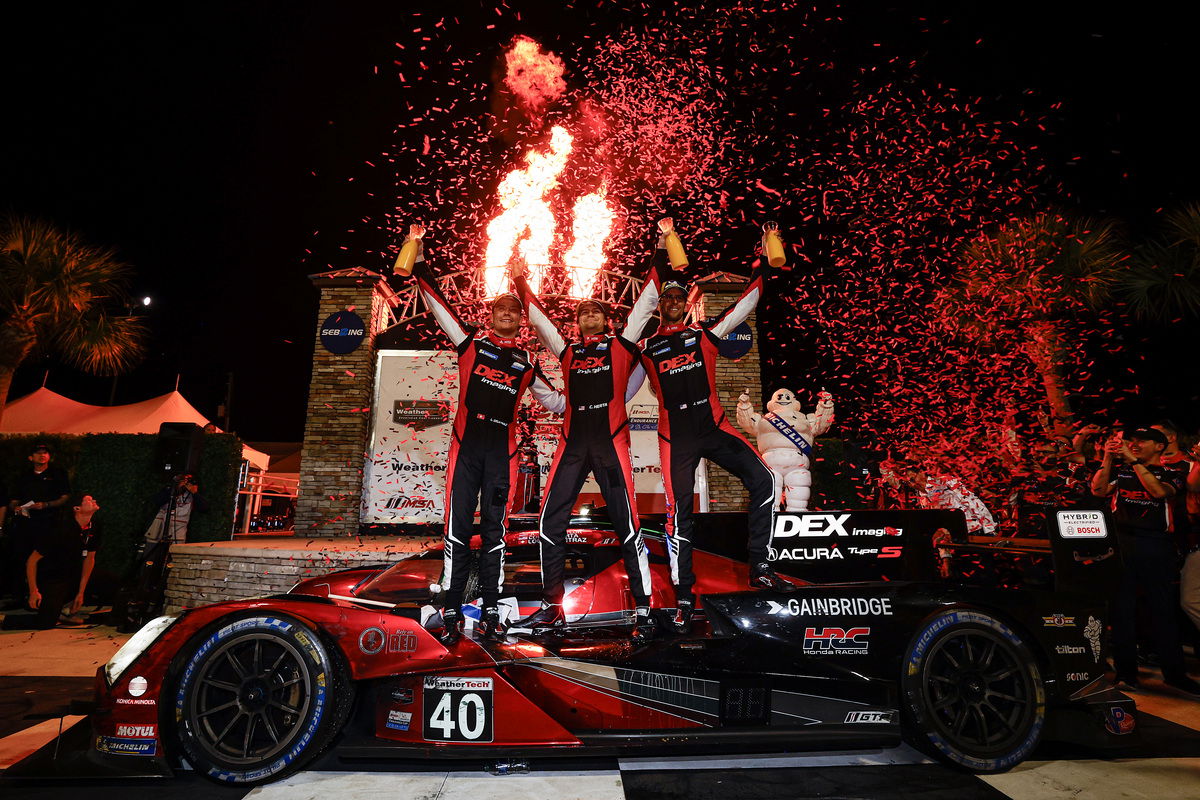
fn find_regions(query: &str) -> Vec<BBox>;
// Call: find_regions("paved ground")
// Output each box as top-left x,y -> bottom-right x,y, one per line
2,618 -> 1199,799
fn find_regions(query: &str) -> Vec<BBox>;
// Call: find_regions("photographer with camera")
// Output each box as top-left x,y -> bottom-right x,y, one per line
123,474 -> 207,627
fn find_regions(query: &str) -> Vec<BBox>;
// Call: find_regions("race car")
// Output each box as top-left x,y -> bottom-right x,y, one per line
8,507 -> 1135,785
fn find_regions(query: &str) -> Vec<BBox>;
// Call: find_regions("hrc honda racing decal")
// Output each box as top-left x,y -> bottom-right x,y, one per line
803,627 -> 870,655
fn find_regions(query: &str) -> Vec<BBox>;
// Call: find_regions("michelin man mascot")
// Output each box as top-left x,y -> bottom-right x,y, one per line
736,388 -> 835,511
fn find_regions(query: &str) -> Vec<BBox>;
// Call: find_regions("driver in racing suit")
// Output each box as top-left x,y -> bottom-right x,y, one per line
510,221 -> 672,640
407,225 -> 564,644
640,222 -> 793,632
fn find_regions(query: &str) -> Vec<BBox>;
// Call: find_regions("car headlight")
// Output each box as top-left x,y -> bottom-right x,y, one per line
104,616 -> 177,686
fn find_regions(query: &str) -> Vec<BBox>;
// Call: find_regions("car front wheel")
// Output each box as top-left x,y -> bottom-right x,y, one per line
173,614 -> 351,785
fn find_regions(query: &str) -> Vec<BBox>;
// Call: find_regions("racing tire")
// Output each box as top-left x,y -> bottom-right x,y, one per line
173,614 -> 352,785
901,608 -> 1045,773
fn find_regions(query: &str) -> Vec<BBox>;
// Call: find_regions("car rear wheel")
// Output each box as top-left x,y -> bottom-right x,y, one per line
902,608 -> 1044,773
173,615 -> 351,785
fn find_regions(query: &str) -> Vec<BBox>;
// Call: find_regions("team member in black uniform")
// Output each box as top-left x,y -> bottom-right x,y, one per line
408,225 -> 563,644
1092,428 -> 1200,694
510,222 -> 670,639
640,222 -> 793,631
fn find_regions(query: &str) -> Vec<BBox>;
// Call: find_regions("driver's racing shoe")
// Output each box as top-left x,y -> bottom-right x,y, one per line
439,608 -> 463,646
513,603 -> 566,632
672,599 -> 694,635
480,606 -> 506,642
750,562 -> 796,592
631,606 -> 656,643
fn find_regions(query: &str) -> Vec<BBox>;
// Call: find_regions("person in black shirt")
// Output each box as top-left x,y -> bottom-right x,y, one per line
1092,428 -> 1200,695
26,494 -> 100,629
3,443 -> 71,606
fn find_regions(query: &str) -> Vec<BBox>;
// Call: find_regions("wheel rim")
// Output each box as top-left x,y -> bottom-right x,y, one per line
187,633 -> 313,765
921,627 -> 1038,755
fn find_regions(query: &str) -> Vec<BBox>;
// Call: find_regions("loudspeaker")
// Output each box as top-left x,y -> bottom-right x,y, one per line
156,422 -> 204,478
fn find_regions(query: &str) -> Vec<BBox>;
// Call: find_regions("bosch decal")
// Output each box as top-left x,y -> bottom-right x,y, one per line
803,627 -> 870,654
766,597 -> 894,616
1056,510 -> 1107,538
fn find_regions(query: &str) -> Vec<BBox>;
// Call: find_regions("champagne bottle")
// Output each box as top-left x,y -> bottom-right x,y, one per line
664,230 -> 688,270
763,222 -> 786,269
394,236 -> 421,276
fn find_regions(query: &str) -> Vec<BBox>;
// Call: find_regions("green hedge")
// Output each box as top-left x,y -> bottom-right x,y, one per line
1,432 -> 243,580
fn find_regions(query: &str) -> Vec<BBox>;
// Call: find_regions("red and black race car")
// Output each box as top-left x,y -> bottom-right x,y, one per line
9,508 -> 1135,785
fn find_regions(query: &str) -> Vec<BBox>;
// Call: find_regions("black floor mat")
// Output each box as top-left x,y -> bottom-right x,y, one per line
0,677 -> 94,739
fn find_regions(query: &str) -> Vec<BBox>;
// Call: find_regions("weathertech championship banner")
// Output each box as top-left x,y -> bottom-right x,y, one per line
362,349 -> 688,525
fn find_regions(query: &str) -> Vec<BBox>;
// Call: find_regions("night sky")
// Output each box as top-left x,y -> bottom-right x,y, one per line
3,2 -> 1198,442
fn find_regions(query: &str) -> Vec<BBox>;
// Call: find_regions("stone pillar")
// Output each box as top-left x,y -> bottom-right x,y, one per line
294,268 -> 391,536
689,276 -> 764,512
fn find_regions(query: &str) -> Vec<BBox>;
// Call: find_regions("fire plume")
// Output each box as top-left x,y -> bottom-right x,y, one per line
562,189 -> 615,298
484,126 -> 573,294
483,125 -> 616,299
504,35 -> 566,115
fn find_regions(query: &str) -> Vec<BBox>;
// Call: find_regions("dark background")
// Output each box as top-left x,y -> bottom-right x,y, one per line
2,2 -> 1197,441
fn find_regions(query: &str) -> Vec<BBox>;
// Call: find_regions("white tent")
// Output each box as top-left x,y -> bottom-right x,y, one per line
1,387 -> 270,470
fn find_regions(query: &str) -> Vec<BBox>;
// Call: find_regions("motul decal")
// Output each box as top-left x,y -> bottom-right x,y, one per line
115,724 -> 156,737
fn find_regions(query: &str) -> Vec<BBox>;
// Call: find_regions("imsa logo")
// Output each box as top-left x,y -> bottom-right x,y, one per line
803,626 -> 870,655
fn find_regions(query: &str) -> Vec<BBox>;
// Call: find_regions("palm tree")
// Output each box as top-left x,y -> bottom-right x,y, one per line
1122,203 -> 1200,323
0,215 -> 146,423
936,211 -> 1127,438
